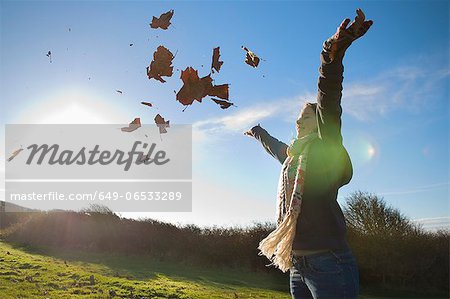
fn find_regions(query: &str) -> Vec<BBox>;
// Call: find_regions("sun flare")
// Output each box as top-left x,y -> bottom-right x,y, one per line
15,90 -> 128,125
367,145 -> 376,158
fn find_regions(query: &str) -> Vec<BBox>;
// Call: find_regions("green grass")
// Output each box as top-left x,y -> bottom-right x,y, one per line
0,241 -> 291,299
0,241 -> 445,299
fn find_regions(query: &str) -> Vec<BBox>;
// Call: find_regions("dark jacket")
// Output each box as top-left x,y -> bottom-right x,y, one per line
251,50 -> 353,250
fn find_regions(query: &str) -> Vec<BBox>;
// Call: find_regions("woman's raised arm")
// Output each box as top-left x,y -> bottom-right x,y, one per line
316,9 -> 373,144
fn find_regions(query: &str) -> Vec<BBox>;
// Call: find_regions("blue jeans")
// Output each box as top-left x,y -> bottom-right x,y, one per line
290,249 -> 359,299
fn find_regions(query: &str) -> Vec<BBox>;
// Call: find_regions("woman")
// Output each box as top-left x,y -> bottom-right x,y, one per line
244,9 -> 373,299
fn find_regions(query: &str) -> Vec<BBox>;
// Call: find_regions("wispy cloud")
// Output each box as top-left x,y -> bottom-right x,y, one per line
193,92 -> 315,141
377,182 -> 449,196
193,60 -> 448,141
413,216 -> 450,232
343,64 -> 448,121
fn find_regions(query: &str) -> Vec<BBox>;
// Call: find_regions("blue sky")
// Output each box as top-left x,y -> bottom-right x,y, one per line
1,0 -> 449,230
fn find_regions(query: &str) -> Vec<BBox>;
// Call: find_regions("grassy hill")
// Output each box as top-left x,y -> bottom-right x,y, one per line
0,241 -> 291,299
0,201 -> 447,298
2,241 -> 444,299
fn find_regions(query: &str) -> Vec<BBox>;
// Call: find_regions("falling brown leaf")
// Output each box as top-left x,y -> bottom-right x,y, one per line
242,46 -> 260,68
150,10 -> 174,30
147,45 -> 174,83
141,101 -> 153,107
8,148 -> 23,162
140,154 -> 150,163
211,47 -> 223,73
176,67 -> 230,108
211,98 -> 236,109
154,114 -> 170,134
121,117 -> 141,132
176,67 -> 211,106
208,84 -> 229,100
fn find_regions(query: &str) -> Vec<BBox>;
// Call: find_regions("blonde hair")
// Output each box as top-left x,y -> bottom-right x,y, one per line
301,102 -> 317,114
296,102 -> 318,134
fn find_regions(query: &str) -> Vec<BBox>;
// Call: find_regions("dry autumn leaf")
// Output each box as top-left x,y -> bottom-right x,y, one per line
154,114 -> 170,134
140,154 -> 151,163
211,98 -> 236,109
8,148 -> 23,162
208,84 -> 229,100
176,67 -> 212,106
147,45 -> 174,83
211,47 -> 223,73
121,117 -> 141,132
242,46 -> 260,68
176,67 -> 230,108
150,10 -> 174,30
141,101 -> 153,107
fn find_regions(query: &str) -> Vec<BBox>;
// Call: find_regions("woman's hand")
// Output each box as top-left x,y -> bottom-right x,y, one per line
244,123 -> 261,137
324,8 -> 373,60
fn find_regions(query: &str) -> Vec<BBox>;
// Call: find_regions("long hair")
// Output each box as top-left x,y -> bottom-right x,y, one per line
298,102 -> 318,131
302,102 -> 318,115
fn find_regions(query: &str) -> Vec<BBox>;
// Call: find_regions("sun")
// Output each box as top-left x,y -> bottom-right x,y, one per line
15,89 -> 127,125
367,145 -> 376,158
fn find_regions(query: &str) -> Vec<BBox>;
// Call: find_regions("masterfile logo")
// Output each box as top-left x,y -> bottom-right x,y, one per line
5,124 -> 192,212
22,141 -> 170,171
6,124 -> 191,180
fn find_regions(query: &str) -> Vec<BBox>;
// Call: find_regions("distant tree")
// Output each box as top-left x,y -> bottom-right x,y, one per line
343,191 -> 416,236
343,191 -> 435,288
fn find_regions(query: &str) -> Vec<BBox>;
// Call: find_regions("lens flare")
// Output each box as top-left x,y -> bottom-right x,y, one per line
14,88 -> 127,124
347,132 -> 379,167
367,145 -> 376,158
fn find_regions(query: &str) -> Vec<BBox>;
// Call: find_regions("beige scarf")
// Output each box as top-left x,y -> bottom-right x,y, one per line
258,132 -> 318,272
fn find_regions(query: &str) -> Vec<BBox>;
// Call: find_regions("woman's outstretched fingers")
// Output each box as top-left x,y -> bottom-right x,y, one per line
244,124 -> 262,137
357,20 -> 373,37
244,129 -> 254,137
356,8 -> 365,22
339,18 -> 351,31
348,9 -> 365,36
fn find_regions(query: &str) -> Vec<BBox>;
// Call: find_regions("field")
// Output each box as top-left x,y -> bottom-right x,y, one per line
1,240 -> 447,299
0,241 -> 291,299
